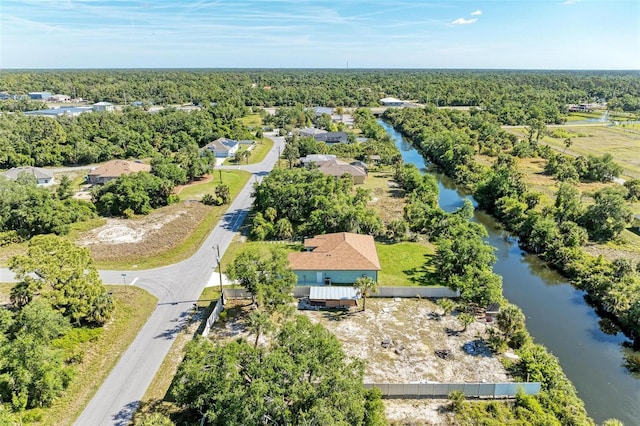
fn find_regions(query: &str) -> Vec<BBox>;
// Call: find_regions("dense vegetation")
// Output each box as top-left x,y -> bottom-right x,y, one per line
1,69 -> 639,116
251,168 -> 383,240
172,316 -> 385,426
0,235 -> 113,418
0,174 -> 95,241
0,101 -> 251,168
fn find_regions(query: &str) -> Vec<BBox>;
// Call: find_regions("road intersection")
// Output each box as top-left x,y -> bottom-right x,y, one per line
0,134 -> 285,425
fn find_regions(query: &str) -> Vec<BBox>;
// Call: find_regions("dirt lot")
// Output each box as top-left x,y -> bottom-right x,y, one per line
76,202 -> 211,263
209,298 -> 511,425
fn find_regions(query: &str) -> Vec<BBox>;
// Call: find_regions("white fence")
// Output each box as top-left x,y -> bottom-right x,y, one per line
363,382 -> 541,398
224,286 -> 459,300
202,298 -> 224,336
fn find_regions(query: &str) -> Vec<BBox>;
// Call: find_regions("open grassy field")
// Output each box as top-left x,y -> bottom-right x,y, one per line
506,125 -> 640,179
376,241 -> 435,286
363,169 -> 407,224
497,127 -> 640,263
221,239 -> 303,268
4,286 -> 157,425
240,113 -> 263,127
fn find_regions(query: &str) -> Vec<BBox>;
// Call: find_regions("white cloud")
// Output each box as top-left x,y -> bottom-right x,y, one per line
452,17 -> 477,25
470,10 -> 482,15
562,0 -> 579,4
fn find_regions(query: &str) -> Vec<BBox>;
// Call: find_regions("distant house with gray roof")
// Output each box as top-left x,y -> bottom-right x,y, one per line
313,131 -> 348,145
202,138 -> 240,158
299,127 -> 327,138
93,102 -> 114,112
2,166 -> 55,186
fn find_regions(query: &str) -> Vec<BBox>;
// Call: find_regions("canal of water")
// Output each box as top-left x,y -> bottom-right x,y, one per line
379,119 -> 640,425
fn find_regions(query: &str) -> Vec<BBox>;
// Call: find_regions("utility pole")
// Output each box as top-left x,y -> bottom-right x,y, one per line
216,244 -> 223,294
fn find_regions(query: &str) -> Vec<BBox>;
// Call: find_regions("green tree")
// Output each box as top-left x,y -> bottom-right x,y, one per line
581,187 -> 633,241
354,276 -> 378,312
56,175 -> 74,200
226,248 -> 297,311
171,315 -> 384,425
245,309 -> 273,347
458,312 -> 475,332
8,235 -> 113,325
497,304 -> 525,340
215,184 -> 231,204
437,298 -> 456,316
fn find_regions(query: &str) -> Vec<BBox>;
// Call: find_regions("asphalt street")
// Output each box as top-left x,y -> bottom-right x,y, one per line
0,133 -> 285,425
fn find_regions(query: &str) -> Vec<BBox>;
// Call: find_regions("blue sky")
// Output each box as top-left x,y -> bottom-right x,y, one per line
1,0 -> 638,69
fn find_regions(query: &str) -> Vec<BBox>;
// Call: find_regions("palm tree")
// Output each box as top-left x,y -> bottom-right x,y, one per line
436,298 -> 456,317
246,309 -> 273,347
458,313 -> 475,332
354,276 -> 378,312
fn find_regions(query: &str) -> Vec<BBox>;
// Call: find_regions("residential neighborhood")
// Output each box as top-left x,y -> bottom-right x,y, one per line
1,66 -> 639,426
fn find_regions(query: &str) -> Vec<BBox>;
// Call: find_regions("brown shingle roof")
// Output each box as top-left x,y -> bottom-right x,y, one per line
88,160 -> 151,179
316,159 -> 366,178
288,232 -> 381,271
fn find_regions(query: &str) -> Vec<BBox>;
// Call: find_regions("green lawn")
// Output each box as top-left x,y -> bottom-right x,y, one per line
178,170 -> 250,200
221,240 -> 303,270
240,113 -> 263,127
376,241 -> 436,286
224,138 -> 274,166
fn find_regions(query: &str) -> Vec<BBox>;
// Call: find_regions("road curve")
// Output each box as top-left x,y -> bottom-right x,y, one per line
3,134 -> 286,426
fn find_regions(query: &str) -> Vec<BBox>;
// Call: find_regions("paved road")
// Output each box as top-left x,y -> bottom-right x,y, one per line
0,134 -> 285,426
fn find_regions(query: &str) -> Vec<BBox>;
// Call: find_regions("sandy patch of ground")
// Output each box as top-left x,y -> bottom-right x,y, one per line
76,202 -> 211,262
79,211 -> 187,245
208,298 -> 510,425
302,298 -> 507,384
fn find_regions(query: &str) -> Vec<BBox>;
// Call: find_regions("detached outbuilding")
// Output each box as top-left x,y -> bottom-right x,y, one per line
308,286 -> 360,308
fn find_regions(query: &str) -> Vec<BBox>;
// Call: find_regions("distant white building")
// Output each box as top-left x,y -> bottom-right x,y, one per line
28,92 -> 52,100
2,166 -> 55,186
49,94 -> 71,102
380,97 -> 404,107
93,101 -> 114,112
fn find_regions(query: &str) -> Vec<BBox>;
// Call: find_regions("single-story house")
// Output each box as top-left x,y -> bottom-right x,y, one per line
380,97 -> 404,107
300,154 -> 337,167
288,232 -> 381,285
87,160 -> 151,184
316,159 -> 367,184
299,127 -> 327,138
93,101 -> 114,112
2,166 -> 55,186
308,286 -> 360,308
313,131 -> 348,144
202,138 -> 240,158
